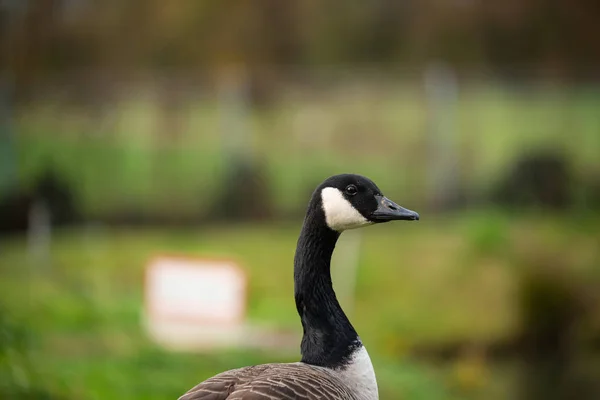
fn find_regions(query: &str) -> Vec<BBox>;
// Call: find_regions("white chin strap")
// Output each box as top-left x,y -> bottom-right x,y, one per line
321,187 -> 372,231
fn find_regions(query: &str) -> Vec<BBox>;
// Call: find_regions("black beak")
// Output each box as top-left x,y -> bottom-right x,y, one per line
370,195 -> 420,222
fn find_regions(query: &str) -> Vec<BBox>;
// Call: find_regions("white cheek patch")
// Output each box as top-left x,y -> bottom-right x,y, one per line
321,187 -> 372,231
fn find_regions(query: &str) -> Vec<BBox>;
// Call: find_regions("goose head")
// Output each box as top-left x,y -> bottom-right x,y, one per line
316,174 -> 419,232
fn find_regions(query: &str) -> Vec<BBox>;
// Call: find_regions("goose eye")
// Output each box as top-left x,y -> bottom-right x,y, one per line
345,184 -> 358,196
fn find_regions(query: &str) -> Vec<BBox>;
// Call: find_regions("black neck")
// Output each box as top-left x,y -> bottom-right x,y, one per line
294,201 -> 360,368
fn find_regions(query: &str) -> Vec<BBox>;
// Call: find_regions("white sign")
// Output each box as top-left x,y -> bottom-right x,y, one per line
144,256 -> 246,327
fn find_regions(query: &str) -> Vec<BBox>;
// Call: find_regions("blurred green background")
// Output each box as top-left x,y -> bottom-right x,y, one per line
1,1 -> 600,399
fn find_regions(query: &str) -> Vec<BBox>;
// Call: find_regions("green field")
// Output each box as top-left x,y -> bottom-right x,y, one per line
1,213 -> 598,399
11,82 -> 600,218
3,79 -> 600,399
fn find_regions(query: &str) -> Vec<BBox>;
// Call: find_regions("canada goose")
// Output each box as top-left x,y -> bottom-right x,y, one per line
179,174 -> 419,400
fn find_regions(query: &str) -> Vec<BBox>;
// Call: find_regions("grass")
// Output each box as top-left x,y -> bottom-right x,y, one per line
1,213 -> 599,399
9,82 -> 600,217
3,78 -> 600,398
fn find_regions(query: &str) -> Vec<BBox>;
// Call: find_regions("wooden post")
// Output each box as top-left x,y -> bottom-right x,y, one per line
27,199 -> 51,269
332,230 -> 362,317
424,62 -> 460,211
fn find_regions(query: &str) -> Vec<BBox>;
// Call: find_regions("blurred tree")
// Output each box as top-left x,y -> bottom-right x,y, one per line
3,0 -> 600,95
479,0 -> 600,78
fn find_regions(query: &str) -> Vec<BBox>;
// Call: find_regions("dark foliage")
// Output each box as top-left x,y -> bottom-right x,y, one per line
207,157 -> 273,222
0,167 -> 79,236
491,151 -> 572,209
